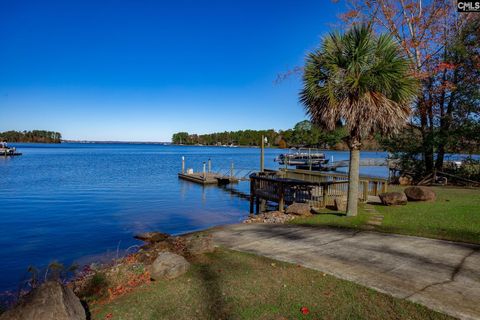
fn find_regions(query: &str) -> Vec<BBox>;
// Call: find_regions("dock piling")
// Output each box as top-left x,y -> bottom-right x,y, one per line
308,148 -> 312,171
181,156 -> 185,174
260,135 -> 265,172
362,181 -> 369,202
203,162 -> 206,179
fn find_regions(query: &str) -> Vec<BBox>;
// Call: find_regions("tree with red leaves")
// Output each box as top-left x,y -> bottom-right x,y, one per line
338,0 -> 480,173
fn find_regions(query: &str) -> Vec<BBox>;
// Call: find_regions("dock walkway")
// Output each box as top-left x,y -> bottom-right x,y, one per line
177,157 -> 255,185
178,172 -> 239,185
212,224 -> 480,320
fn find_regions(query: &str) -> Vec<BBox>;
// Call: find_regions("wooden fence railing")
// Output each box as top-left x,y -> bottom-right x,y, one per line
281,168 -> 388,203
250,170 -> 388,213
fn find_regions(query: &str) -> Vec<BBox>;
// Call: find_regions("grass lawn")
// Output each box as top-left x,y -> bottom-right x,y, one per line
90,248 -> 452,320
292,186 -> 480,244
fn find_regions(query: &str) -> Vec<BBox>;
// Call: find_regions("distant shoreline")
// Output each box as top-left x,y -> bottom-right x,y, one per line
62,140 -> 170,145
168,143 -> 386,152
10,142 -> 480,155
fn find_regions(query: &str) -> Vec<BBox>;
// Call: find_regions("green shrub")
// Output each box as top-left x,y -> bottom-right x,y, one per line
79,272 -> 109,302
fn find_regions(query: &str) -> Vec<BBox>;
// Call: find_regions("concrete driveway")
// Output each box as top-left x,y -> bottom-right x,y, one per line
212,224 -> 480,320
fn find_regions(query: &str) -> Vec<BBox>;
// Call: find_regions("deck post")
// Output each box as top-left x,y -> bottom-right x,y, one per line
362,180 -> 369,202
260,200 -> 266,213
382,181 -> 388,193
181,156 -> 185,174
278,182 -> 285,212
249,178 -> 255,214
203,162 -> 206,180
373,181 -> 378,196
260,135 -> 265,172
322,184 -> 329,207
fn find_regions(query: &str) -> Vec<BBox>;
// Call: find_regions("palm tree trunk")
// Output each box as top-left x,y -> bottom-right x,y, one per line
346,147 -> 360,216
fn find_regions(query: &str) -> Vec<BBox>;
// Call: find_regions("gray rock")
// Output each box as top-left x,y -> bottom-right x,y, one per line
150,252 -> 190,280
379,192 -> 408,206
0,281 -> 85,320
334,196 -> 347,212
184,234 -> 215,255
404,186 -> 436,201
285,203 -> 312,216
243,211 -> 295,224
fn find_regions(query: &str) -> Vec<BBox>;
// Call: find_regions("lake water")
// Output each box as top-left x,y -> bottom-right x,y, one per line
0,143 -> 388,293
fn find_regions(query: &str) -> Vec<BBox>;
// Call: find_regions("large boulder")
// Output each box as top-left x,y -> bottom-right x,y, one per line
0,281 -> 86,320
183,234 -> 215,255
404,186 -> 436,201
150,252 -> 190,280
285,203 -> 312,216
379,192 -> 408,206
334,196 -> 347,212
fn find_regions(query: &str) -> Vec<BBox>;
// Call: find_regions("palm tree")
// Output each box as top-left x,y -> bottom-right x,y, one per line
300,25 -> 418,216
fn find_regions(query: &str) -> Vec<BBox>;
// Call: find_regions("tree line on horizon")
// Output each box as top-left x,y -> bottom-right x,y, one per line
171,120 -> 382,150
0,130 -> 62,143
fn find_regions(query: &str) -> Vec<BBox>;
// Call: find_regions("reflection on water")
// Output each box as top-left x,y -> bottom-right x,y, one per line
0,143 -> 387,292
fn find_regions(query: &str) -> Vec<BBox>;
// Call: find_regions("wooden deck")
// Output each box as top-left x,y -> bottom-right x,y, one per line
250,169 -> 388,213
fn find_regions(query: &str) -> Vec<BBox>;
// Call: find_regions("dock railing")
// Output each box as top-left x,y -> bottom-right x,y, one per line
281,168 -> 388,199
250,169 -> 388,213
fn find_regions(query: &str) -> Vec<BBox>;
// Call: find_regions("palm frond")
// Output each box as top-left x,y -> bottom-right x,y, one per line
300,24 -> 419,145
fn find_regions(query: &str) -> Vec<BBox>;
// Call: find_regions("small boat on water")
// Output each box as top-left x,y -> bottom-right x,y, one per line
0,142 -> 22,156
275,148 -> 328,169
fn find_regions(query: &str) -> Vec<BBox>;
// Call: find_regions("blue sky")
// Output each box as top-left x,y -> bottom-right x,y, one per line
0,0 -> 343,141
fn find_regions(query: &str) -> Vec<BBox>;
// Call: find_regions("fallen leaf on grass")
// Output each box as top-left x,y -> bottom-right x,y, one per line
300,306 -> 310,315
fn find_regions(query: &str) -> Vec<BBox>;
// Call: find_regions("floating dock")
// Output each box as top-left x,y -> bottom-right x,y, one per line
177,157 -> 247,185
1,146 -> 22,157
178,172 -> 239,185
1,151 -> 22,157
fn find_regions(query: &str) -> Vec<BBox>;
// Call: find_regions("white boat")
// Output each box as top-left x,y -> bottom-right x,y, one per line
0,142 -> 22,156
275,148 -> 328,166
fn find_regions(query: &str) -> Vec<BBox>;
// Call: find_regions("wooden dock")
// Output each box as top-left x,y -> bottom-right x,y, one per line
1,146 -> 22,157
178,172 -> 239,185
1,152 -> 22,157
310,158 -> 399,171
177,157 -> 254,185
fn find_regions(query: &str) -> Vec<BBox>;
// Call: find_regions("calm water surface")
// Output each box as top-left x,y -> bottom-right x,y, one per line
0,143 -> 387,292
